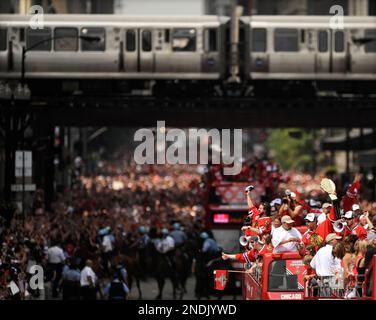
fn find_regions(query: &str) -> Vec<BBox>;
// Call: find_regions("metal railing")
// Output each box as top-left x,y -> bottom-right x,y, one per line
305,274 -> 365,299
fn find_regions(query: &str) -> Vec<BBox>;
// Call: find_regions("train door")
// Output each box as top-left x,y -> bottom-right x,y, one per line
154,28 -> 172,73
249,27 -> 268,73
330,29 -> 346,73
139,28 -> 154,73
202,27 -> 220,74
124,29 -> 138,72
316,30 -> 330,73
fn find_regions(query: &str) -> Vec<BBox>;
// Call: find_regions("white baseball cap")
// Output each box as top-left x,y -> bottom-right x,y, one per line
352,204 -> 360,211
344,211 -> 354,219
271,198 -> 282,206
304,213 -> 316,222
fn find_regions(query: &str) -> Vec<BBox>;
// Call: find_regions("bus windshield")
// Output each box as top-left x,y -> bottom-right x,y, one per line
268,259 -> 305,292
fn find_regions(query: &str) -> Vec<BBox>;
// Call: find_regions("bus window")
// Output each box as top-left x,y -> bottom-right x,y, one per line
0,29 -> 7,51
318,31 -> 328,52
252,28 -> 266,52
268,260 -> 303,292
334,31 -> 344,52
26,27 -> 52,51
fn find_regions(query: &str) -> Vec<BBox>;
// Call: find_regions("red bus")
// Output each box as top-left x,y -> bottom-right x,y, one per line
242,252 -> 376,300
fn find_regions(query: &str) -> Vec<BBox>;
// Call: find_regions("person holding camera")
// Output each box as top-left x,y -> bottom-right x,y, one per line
279,190 -> 304,227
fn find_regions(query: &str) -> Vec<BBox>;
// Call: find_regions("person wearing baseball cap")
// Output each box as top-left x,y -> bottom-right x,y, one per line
271,215 -> 302,253
302,213 -> 323,249
359,211 -> 374,231
341,210 -> 368,240
352,204 -> 361,221
317,203 -> 332,226
310,233 -> 342,277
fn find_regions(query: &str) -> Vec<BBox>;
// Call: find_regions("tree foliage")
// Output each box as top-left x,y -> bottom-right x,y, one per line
266,129 -> 317,172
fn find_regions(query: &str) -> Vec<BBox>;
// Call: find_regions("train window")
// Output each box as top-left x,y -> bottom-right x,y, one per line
318,31 -> 328,52
26,27 -> 52,51
334,31 -> 344,52
172,28 -> 196,52
54,28 -> 78,51
81,28 -> 105,51
274,29 -> 298,52
365,29 -> 376,53
252,28 -> 266,52
0,29 -> 7,51
300,30 -> 305,43
205,28 -> 218,52
165,29 -> 170,43
126,30 -> 136,52
20,28 -> 25,42
142,30 -> 152,52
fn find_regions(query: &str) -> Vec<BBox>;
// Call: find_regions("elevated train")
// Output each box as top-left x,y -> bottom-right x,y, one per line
0,14 -> 375,97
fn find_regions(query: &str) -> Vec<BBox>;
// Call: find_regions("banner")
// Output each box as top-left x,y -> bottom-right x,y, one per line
213,270 -> 229,290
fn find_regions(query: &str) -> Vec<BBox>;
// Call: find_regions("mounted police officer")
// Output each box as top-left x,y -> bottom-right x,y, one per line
169,223 -> 187,248
136,226 -> 150,274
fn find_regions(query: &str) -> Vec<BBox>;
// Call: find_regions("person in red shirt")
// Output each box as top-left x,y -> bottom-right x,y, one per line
221,236 -> 273,266
342,174 -> 362,213
302,213 -> 323,250
242,200 -> 272,237
243,185 -> 261,237
279,190 -> 303,226
341,211 -> 368,240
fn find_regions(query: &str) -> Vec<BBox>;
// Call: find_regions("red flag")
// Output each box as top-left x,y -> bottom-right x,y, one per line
213,270 -> 228,290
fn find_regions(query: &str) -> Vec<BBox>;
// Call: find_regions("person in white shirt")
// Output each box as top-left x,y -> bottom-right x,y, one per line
271,215 -> 302,253
317,203 -> 332,225
80,259 -> 98,300
47,245 -> 65,264
155,228 -> 175,254
47,243 -> 66,298
310,233 -> 342,277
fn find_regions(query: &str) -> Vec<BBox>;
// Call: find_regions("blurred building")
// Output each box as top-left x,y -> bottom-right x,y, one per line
114,0 -> 205,15
1,0 -> 375,15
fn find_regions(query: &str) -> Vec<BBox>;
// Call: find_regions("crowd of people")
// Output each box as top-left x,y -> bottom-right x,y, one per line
1,151 -> 376,300
0,160 -> 220,300
222,173 -> 376,298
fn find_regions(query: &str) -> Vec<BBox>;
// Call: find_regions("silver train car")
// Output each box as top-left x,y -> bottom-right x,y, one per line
0,14 -> 375,96
241,15 -> 376,95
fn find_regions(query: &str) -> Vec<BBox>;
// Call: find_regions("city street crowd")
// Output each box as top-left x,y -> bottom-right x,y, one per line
0,155 -> 375,300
